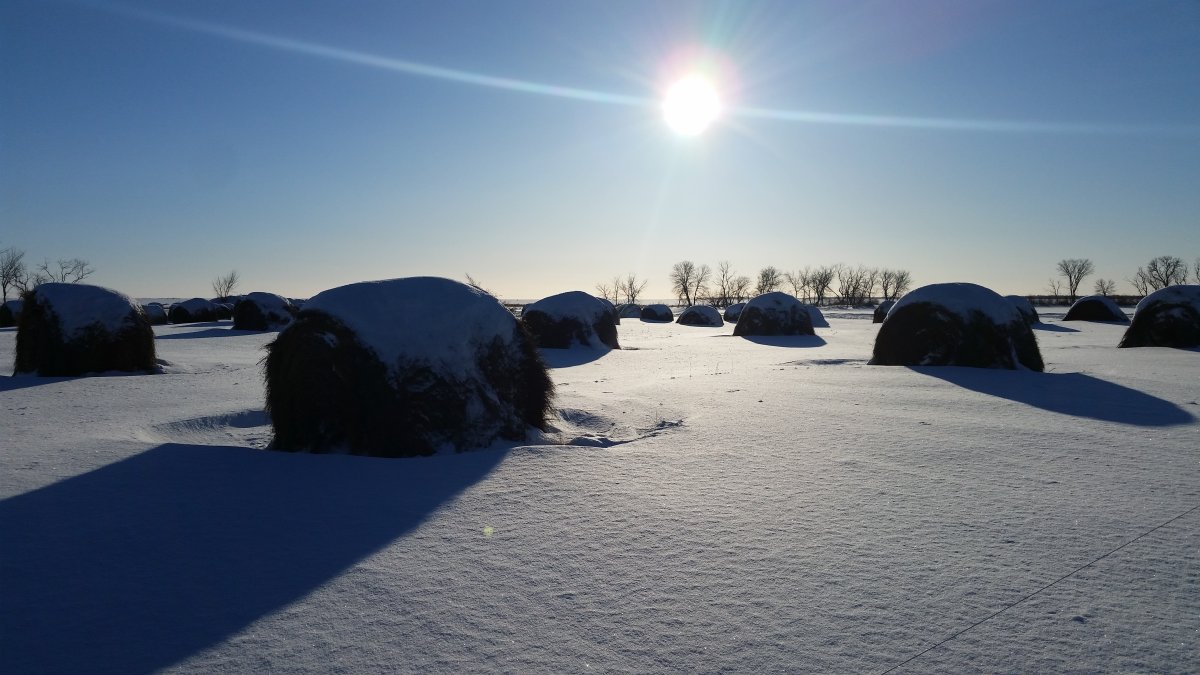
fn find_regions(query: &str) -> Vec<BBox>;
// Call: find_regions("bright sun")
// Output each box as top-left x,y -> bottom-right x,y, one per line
662,74 -> 721,136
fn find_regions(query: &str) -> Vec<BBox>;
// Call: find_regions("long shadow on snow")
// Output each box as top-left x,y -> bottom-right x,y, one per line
156,327 -> 259,340
0,442 -> 505,673
538,346 -> 611,368
0,375 -> 78,392
738,335 -> 827,348
913,367 -> 1193,427
1032,323 -> 1079,333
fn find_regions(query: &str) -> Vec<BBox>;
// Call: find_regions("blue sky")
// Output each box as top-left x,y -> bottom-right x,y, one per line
3,0 -> 1198,300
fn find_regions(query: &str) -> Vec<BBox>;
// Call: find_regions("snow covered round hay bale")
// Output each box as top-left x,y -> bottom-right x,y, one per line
14,283 -> 156,376
1118,285 -> 1200,349
873,300 -> 895,324
640,304 -> 673,322
233,292 -> 296,331
677,305 -> 723,327
723,302 -> 745,323
140,303 -> 168,325
521,291 -> 619,350
806,304 -> 830,328
1063,295 -> 1129,323
1005,295 -> 1039,325
0,299 -> 22,328
264,277 -> 553,457
616,303 -> 642,319
594,296 -> 620,326
214,303 -> 234,320
870,282 -> 1043,371
168,298 -> 218,324
733,292 -> 814,337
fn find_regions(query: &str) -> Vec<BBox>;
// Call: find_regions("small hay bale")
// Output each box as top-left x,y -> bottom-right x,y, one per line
233,292 -> 297,331
616,303 -> 642,319
873,300 -> 895,324
677,305 -> 723,327
640,304 -> 673,322
264,277 -> 553,457
806,304 -> 830,328
723,302 -> 745,323
521,291 -> 619,350
595,296 -> 620,325
168,298 -> 218,324
0,299 -> 22,328
1004,295 -> 1039,325
1118,285 -> 1200,349
14,283 -> 156,376
1063,295 -> 1129,323
141,303 -> 168,325
733,292 -> 814,337
214,303 -> 234,320
870,282 -> 1043,370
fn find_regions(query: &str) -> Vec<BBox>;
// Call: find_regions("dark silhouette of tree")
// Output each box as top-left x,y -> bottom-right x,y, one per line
212,270 -> 241,301
1093,278 -> 1117,296
1056,258 -> 1094,302
754,266 -> 782,296
1131,255 -> 1188,293
1,247 -> 26,301
669,261 -> 710,306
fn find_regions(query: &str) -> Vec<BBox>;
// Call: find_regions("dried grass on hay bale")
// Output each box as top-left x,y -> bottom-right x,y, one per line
1063,295 -> 1129,323
522,291 -> 619,350
733,292 -> 814,337
1118,285 -> 1200,349
14,283 -> 156,376
677,305 -> 723,327
640,304 -> 673,322
168,298 -> 218,324
723,302 -> 745,323
233,292 -> 296,331
873,300 -> 895,324
1004,295 -> 1039,325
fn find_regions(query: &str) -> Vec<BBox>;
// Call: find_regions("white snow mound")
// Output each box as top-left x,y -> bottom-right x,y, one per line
1134,285 -> 1200,314
33,283 -> 142,338
890,282 -> 1021,325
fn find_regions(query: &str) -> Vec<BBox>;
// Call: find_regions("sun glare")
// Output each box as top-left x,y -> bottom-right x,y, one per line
662,75 -> 721,136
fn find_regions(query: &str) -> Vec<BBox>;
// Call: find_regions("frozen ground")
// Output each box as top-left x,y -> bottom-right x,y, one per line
1,310 -> 1197,673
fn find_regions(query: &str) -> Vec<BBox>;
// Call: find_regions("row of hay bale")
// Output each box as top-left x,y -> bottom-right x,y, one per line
137,293 -> 298,330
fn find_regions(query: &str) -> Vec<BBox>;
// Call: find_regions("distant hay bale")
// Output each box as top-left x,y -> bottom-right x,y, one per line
521,291 -> 619,350
14,283 -> 156,376
870,282 -> 1043,371
168,298 -> 218,324
264,277 -> 553,457
873,300 -> 895,324
1063,295 -> 1129,323
616,303 -> 642,319
214,303 -> 234,320
806,304 -> 829,328
723,302 -> 745,323
677,305 -> 723,327
233,292 -> 296,331
1004,295 -> 1039,325
141,303 -> 168,325
640,304 -> 674,322
594,296 -> 620,326
0,299 -> 22,328
1118,285 -> 1200,349
733,292 -> 814,337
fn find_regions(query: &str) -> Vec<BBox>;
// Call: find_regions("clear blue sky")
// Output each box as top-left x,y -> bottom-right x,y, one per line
3,0 -> 1198,300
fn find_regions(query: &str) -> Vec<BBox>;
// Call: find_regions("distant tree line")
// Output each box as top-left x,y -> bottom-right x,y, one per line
644,261 -> 913,308
1047,254 -> 1198,302
1,246 -> 95,301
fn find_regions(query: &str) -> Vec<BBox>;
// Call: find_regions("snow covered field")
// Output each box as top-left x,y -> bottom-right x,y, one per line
2,311 -> 1197,673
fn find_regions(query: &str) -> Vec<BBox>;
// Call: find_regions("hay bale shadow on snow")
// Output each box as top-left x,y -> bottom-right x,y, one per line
871,302 -> 1044,370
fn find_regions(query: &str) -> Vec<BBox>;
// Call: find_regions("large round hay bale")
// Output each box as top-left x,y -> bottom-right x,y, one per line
168,298 -> 218,324
0,299 -> 22,328
521,291 -> 619,349
733,292 -> 814,337
1063,295 -> 1129,323
214,303 -> 234,320
640,304 -> 673,322
723,302 -> 745,323
616,303 -> 642,319
141,303 -> 168,325
806,304 -> 830,328
1118,285 -> 1200,349
14,283 -> 156,376
1004,295 -> 1039,325
677,305 -> 723,327
264,277 -> 553,457
233,292 -> 296,331
873,300 -> 895,324
595,296 -> 620,326
870,282 -> 1043,370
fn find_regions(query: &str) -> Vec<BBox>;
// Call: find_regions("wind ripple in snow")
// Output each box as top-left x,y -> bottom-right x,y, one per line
537,402 -> 685,448
139,410 -> 273,449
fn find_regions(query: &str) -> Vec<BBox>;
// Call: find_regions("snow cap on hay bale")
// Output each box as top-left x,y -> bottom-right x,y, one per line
168,297 -> 218,324
640,304 -> 673,322
264,276 -> 553,457
870,282 -> 1043,370
141,303 -> 168,325
14,283 -> 156,376
733,292 -> 815,337
594,296 -> 620,325
214,303 -> 234,320
873,300 -> 895,324
805,303 -> 830,328
521,291 -> 619,350
1118,285 -> 1200,349
233,292 -> 296,331
616,303 -> 642,319
723,302 -> 745,323
1004,295 -> 1039,325
0,299 -> 22,328
1063,295 -> 1129,323
677,305 -> 723,327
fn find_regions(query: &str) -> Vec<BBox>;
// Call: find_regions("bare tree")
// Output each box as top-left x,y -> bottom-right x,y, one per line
730,274 -> 752,304
595,276 -> 622,305
783,268 -> 810,302
620,273 -> 648,304
836,265 -> 877,305
1195,258 -> 1200,284
808,265 -> 837,306
1131,255 -> 1188,293
669,261 -> 710,307
1056,258 -> 1094,302
754,266 -> 783,296
37,258 -> 94,283
892,270 -> 913,298
1,247 -> 27,301
1093,278 -> 1116,296
213,270 -> 241,300
1046,278 -> 1064,302
706,261 -> 743,308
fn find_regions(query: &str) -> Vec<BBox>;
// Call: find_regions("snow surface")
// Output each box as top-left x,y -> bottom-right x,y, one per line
300,277 -> 518,379
31,282 -> 141,338
1,312 -> 1198,673
1134,285 -> 1200,314
892,283 -> 1023,326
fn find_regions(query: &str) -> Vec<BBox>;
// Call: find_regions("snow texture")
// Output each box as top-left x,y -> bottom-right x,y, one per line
1,311 -> 1197,673
1134,284 -> 1200,314
524,291 -> 608,323
892,282 -> 1023,326
677,305 -> 723,327
1065,295 -> 1129,323
30,282 -> 142,338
